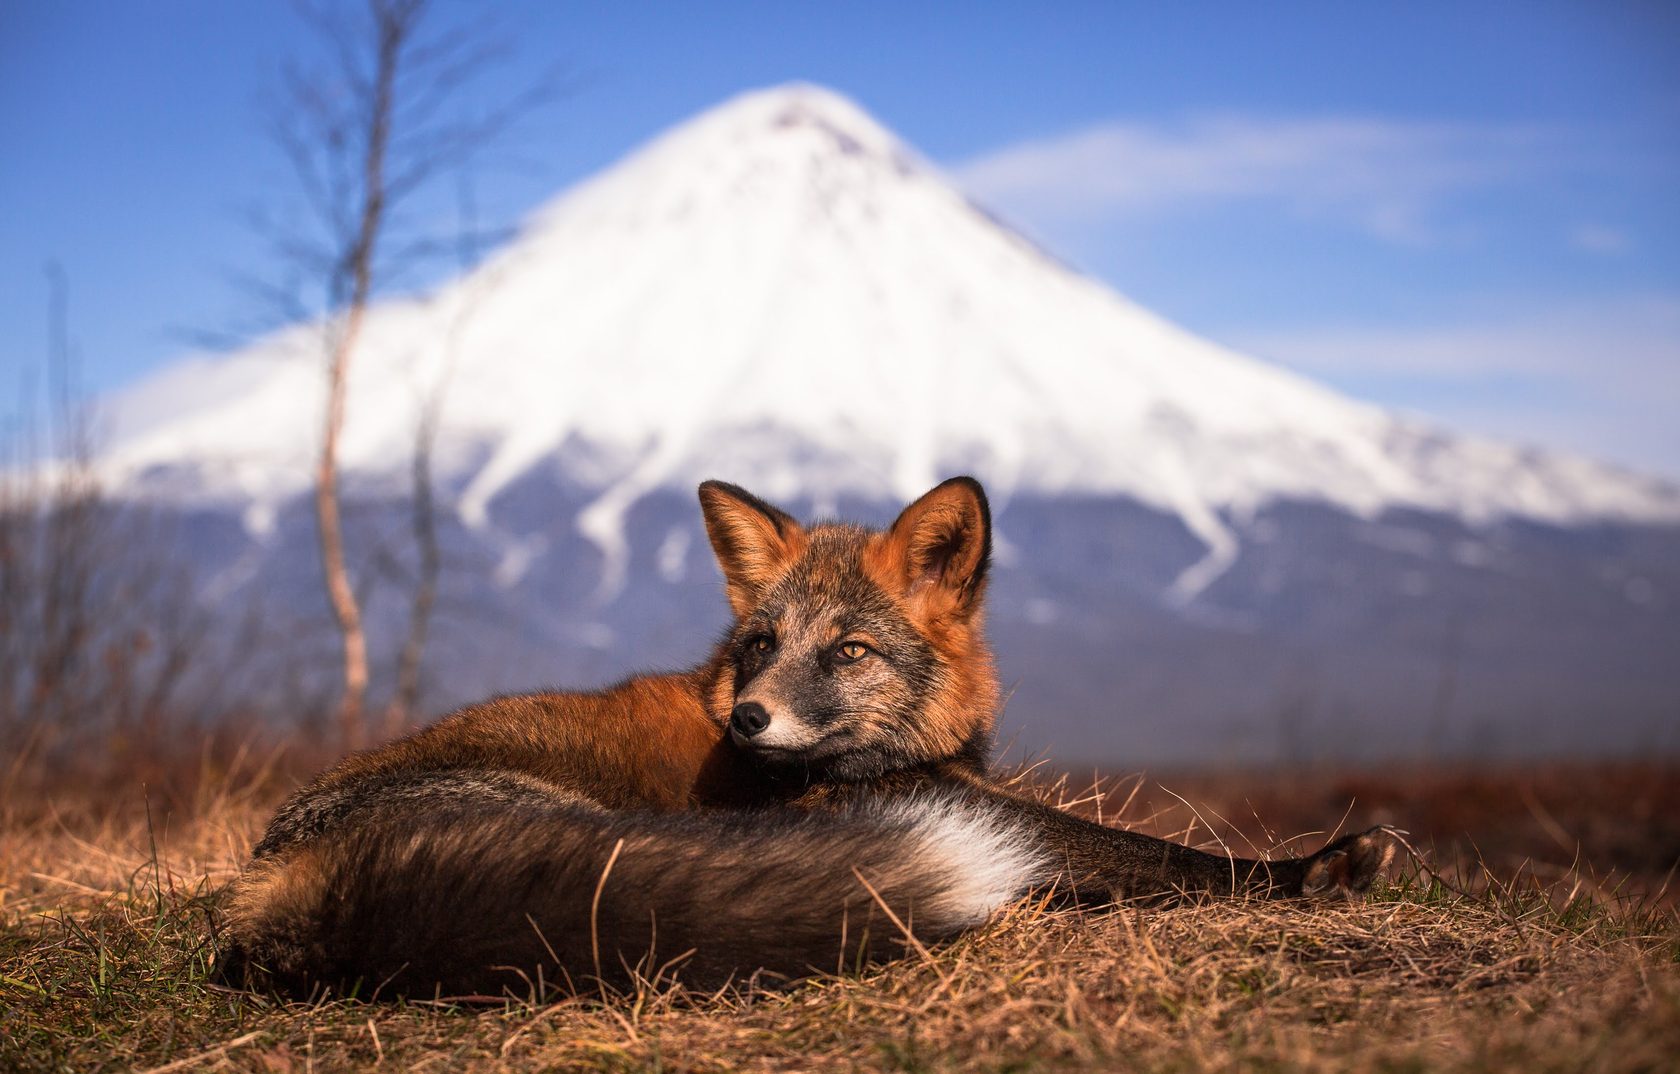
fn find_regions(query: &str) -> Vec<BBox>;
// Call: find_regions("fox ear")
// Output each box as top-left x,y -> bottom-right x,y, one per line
881,477 -> 991,617
698,481 -> 806,617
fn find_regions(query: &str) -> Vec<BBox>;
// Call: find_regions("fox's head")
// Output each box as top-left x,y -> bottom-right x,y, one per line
699,477 -> 1000,781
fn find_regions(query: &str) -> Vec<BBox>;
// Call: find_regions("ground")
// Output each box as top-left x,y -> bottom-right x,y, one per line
2,756 -> 1676,1073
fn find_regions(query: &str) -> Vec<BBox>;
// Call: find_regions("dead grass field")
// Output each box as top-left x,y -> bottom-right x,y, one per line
2,755 -> 1676,1073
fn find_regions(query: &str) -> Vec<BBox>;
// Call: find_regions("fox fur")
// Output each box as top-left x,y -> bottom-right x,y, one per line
219,477 -> 1396,999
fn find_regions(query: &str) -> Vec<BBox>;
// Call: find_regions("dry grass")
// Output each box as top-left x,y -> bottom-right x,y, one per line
3,756 -> 1677,1073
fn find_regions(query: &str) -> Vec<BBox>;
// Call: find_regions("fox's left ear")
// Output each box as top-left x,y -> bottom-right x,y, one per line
879,476 -> 991,618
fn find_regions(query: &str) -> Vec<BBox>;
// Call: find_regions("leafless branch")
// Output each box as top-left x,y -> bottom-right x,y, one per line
383,173 -> 482,735
252,0 -> 560,745
0,268 -> 220,776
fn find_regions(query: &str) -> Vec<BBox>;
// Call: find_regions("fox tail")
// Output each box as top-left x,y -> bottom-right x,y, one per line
216,788 -> 1047,998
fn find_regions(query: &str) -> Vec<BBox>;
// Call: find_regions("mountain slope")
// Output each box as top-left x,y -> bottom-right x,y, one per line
99,84 -> 1679,602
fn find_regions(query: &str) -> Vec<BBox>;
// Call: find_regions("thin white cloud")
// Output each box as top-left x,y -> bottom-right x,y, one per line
1230,295 -> 1680,478
952,114 -> 1551,243
1570,224 -> 1631,254
952,114 -> 1676,475
1233,295 -> 1680,382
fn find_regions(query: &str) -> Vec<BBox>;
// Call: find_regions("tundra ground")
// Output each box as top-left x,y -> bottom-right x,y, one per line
3,756 -> 1675,1073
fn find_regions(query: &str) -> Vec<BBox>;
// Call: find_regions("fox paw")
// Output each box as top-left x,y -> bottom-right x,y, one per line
1300,826 -> 1400,898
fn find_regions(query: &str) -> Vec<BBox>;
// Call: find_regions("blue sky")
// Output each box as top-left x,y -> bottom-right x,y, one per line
3,1 -> 1678,476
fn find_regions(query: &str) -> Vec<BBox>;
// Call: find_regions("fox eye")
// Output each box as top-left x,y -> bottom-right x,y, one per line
834,641 -> 870,664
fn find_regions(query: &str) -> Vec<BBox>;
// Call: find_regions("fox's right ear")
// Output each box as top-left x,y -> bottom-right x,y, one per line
698,481 -> 806,617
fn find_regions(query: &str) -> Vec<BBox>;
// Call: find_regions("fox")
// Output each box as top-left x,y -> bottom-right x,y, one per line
218,477 -> 1396,998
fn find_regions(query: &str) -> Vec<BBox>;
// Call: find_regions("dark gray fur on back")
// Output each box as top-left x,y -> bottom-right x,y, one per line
252,768 -> 578,859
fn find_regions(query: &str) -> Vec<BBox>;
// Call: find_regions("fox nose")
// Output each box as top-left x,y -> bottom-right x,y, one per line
730,702 -> 771,739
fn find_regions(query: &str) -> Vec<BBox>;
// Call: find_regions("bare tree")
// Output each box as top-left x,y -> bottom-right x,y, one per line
307,1 -> 406,745
1,267 -> 213,788
7,264 -> 101,732
381,175 -> 475,735
383,375 -> 441,733
268,0 -> 558,746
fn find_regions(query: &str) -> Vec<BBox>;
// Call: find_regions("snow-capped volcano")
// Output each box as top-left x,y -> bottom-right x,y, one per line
77,84 -> 1680,761
101,83 -> 1679,599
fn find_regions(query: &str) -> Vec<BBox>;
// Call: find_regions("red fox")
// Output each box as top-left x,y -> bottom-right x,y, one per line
220,477 -> 1395,997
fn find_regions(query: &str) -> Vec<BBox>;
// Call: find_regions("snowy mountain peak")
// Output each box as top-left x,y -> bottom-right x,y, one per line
521,83 -> 929,238
96,83 -> 1680,597
683,82 -> 920,166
